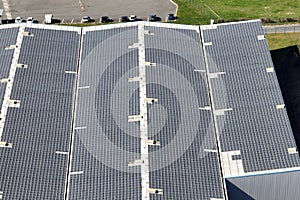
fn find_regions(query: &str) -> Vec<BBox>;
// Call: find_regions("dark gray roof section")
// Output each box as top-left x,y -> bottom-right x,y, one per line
0,27 -> 19,78
144,25 -> 223,199
201,20 -> 300,176
226,170 -> 300,200
68,26 -> 142,200
0,85 -> 5,112
0,27 -> 79,199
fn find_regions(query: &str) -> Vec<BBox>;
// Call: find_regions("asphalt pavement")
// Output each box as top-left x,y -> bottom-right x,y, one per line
1,0 -> 177,23
263,24 -> 300,34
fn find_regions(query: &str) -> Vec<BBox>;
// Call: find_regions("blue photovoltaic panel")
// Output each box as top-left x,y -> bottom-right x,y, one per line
0,27 -> 79,199
68,26 -> 142,200
0,27 -> 19,108
202,20 -> 300,173
144,26 -> 223,199
0,84 -> 6,112
0,27 -> 19,78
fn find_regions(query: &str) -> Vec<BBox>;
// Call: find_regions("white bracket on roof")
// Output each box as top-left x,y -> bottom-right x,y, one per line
145,62 -> 156,67
74,126 -> 87,130
194,69 -> 206,73
258,35 -> 265,40
0,78 -> 9,83
204,42 -> 212,46
199,106 -> 211,110
128,115 -> 142,122
128,159 -> 144,167
266,67 -> 274,73
146,140 -> 160,146
0,141 -> 12,148
55,151 -> 68,155
209,72 -> 226,79
70,171 -> 83,175
78,86 -> 90,90
147,188 -> 163,195
276,104 -> 285,110
128,76 -> 141,82
204,149 -> 218,153
145,98 -> 158,104
22,32 -> 33,37
5,44 -> 18,50
128,43 -> 139,49
144,30 -> 154,35
16,63 -> 28,69
65,71 -> 77,74
7,99 -> 21,108
288,147 -> 298,154
215,108 -> 232,116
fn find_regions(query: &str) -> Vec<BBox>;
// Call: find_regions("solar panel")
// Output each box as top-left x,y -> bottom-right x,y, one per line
143,25 -> 223,200
0,27 -> 19,78
68,26 -> 142,200
0,26 -> 79,199
201,20 -> 300,177
68,23 -> 224,200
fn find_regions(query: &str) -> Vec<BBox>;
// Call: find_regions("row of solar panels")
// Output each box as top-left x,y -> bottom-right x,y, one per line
0,21 -> 299,200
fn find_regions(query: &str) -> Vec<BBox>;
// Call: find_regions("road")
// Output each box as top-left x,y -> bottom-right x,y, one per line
1,0 -> 177,23
263,24 -> 300,34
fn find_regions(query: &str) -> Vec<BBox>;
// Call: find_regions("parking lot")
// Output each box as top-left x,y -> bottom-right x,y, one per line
0,0 -> 177,23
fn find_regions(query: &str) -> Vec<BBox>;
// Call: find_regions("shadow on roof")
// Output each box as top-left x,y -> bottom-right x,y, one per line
271,45 -> 300,152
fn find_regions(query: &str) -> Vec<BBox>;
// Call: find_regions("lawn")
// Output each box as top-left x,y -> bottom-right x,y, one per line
175,0 -> 300,25
266,33 -> 300,50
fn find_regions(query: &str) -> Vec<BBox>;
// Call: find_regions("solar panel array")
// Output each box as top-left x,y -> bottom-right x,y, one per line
0,27 -> 19,107
144,25 -> 223,199
68,24 -> 224,199
0,20 -> 299,200
201,20 -> 300,175
0,26 -> 79,199
68,26 -> 142,200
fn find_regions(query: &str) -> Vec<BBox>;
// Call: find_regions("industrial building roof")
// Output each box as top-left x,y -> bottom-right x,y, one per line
0,20 -> 298,200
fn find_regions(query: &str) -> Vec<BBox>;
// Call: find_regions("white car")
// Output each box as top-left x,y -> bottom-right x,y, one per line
27,17 -> 34,23
15,16 -> 22,23
81,16 -> 92,23
129,15 -> 137,21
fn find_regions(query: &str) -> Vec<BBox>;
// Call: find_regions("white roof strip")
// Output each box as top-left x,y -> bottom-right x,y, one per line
26,23 -> 81,33
137,23 -> 151,200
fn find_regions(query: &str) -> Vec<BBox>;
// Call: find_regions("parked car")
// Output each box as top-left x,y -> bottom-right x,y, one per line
129,15 -> 137,21
27,17 -> 33,23
15,16 -> 23,23
27,17 -> 38,24
101,16 -> 113,23
81,16 -> 94,23
120,16 -> 130,22
167,13 -> 177,21
148,14 -> 161,22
